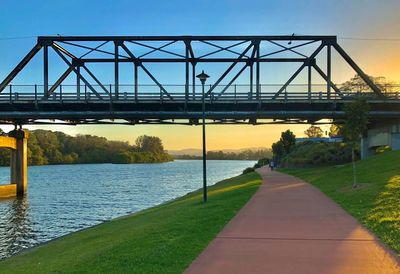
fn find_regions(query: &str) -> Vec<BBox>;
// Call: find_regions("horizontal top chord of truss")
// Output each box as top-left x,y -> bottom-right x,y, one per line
37,35 -> 338,42
0,35 -> 384,104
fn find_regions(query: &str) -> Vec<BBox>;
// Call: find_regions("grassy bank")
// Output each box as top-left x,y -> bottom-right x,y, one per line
0,172 -> 262,273
281,150 -> 400,255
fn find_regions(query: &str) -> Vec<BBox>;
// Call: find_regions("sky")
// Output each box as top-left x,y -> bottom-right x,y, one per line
0,0 -> 400,150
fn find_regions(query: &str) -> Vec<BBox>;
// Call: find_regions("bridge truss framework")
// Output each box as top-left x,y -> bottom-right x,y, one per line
0,35 -> 397,125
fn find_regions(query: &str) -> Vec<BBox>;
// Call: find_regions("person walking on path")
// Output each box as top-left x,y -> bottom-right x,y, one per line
269,160 -> 274,170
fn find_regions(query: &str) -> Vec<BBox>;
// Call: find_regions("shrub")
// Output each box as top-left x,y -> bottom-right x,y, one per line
280,142 -> 352,168
242,167 -> 255,174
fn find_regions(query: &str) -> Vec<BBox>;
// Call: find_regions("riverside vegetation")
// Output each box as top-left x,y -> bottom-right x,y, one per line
174,149 -> 272,160
0,130 -> 173,165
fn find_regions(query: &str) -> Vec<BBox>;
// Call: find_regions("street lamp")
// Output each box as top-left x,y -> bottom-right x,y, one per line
196,70 -> 210,203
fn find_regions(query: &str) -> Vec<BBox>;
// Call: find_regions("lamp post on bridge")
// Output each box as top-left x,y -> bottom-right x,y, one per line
196,70 -> 210,203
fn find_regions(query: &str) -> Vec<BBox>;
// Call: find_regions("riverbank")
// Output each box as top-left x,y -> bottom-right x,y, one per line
0,171 -> 262,273
281,150 -> 400,255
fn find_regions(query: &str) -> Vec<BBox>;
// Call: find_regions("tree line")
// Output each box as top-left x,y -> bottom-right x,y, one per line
174,149 -> 272,160
0,130 -> 173,166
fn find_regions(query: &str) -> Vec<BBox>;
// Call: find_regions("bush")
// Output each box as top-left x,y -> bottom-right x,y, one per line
242,167 -> 255,174
280,142 -> 352,168
252,157 -> 270,169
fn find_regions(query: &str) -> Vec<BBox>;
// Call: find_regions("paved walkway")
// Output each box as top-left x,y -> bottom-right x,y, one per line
185,167 -> 400,274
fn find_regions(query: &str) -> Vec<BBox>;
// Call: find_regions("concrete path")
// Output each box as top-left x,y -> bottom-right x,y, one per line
185,167 -> 400,274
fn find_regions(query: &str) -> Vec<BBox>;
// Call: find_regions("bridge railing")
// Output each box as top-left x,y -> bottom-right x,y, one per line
1,84 -> 400,102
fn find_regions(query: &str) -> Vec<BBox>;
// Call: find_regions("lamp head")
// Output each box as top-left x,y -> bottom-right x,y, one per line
196,70 -> 210,85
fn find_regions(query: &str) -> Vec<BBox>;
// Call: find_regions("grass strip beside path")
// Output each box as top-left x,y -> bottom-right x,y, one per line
281,150 -> 400,255
0,172 -> 262,274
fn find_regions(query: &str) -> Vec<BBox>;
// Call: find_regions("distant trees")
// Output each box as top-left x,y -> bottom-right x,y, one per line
0,130 -> 173,166
206,149 -> 271,160
304,126 -> 324,138
174,149 -> 272,160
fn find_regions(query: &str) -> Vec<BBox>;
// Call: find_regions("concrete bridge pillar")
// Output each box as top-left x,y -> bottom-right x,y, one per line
361,122 -> 400,159
9,130 -> 28,196
0,130 -> 28,198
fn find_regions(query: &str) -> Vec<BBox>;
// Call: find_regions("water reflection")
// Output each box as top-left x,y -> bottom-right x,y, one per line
0,197 -> 37,258
0,160 -> 254,260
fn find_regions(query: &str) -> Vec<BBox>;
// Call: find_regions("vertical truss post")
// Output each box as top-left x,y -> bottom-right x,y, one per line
43,45 -> 49,96
185,41 -> 190,102
327,44 -> 331,99
134,62 -> 138,102
34,84 -> 37,103
192,62 -> 196,98
308,64 -> 312,100
114,41 -> 119,99
250,64 -> 253,98
256,42 -> 260,100
76,65 -> 81,99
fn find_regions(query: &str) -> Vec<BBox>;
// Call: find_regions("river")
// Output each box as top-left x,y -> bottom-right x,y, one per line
0,160 -> 254,259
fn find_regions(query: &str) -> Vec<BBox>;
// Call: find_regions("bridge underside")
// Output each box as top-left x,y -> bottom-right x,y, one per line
0,100 -> 399,125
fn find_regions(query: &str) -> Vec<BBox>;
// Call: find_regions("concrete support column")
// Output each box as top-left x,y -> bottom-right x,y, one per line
360,134 -> 370,160
8,130 -> 28,197
10,150 -> 17,184
390,123 -> 400,150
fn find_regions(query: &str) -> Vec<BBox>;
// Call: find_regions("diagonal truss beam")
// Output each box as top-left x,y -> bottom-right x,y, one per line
80,41 -> 109,58
45,66 -> 74,98
205,42 -> 254,96
54,43 -> 110,97
128,40 -> 184,58
312,63 -> 343,97
272,43 -> 325,99
60,41 -> 129,59
82,65 -> 111,96
260,40 -> 317,58
51,46 -> 103,100
267,40 -> 307,58
333,42 -> 384,97
215,64 -> 248,99
120,43 -> 173,100
197,40 -> 248,59
0,43 -> 42,92
138,40 -> 178,58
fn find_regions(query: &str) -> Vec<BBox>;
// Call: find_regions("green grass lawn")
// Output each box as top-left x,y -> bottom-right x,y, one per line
0,172 -> 262,274
281,150 -> 400,255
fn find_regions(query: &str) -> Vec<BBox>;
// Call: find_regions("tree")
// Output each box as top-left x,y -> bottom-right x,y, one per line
340,74 -> 396,94
304,126 -> 324,138
135,135 -> 165,154
342,98 -> 370,188
280,130 -> 296,154
272,141 -> 285,159
328,124 -> 342,138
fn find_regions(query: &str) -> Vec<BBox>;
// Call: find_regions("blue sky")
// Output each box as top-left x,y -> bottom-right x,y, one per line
0,0 -> 399,149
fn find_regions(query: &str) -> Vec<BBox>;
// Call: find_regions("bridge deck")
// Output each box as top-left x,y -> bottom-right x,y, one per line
0,91 -> 399,124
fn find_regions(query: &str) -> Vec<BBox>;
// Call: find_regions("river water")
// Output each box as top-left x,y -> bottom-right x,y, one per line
0,160 -> 254,260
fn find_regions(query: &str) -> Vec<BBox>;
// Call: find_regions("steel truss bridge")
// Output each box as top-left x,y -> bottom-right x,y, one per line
0,35 -> 399,125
